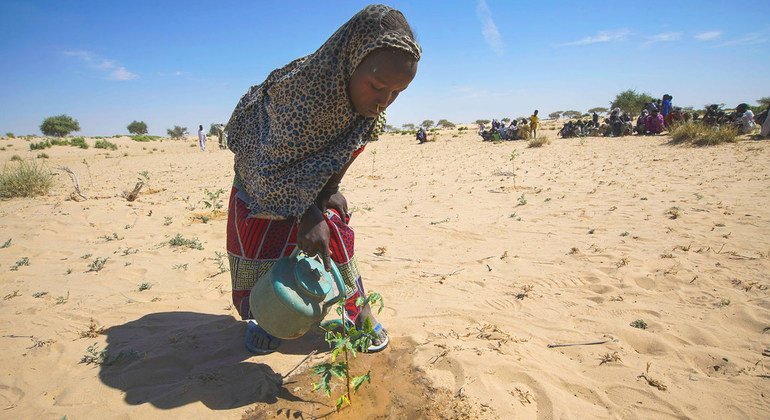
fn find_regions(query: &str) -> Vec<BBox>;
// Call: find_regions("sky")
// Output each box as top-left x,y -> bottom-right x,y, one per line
1,0 -> 768,136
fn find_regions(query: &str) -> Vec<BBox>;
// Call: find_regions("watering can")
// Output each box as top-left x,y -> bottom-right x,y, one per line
249,248 -> 346,339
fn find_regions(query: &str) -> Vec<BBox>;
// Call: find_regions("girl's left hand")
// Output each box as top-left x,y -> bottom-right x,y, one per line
326,192 -> 348,221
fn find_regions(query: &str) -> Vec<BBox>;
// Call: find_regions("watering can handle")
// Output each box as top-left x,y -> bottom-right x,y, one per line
291,249 -> 346,310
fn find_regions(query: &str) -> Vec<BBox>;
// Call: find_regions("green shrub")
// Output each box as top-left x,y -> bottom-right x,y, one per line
6,133 -> 14,138
10,155 -> 22,161
37,153 -> 49,159
0,160 -> 55,198
40,114 -> 80,137
50,138 -> 70,146
30,140 -> 52,150
94,140 -> 117,150
610,90 -> 655,117
69,137 -> 89,149
694,126 -> 738,146
669,121 -> 702,144
131,135 -> 160,142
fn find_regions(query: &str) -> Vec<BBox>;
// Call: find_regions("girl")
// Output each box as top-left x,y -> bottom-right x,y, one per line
225,5 -> 420,354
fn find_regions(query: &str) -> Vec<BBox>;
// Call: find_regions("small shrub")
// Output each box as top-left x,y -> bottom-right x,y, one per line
10,155 -> 22,161
694,126 -> 738,146
69,137 -> 88,149
131,135 -> 160,142
630,319 -> 648,329
94,139 -> 118,150
138,282 -> 152,291
168,234 -> 203,250
167,126 -> 188,139
528,135 -> 550,148
36,153 -> 49,159
0,160 -> 55,198
670,122 -> 739,146
30,140 -> 52,150
6,133 -> 15,138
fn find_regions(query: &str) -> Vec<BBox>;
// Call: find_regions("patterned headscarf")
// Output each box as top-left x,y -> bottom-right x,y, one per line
226,4 -> 421,219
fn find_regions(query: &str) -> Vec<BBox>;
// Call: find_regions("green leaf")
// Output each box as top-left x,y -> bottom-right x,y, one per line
355,296 -> 366,308
352,371 -> 371,392
335,394 -> 350,411
330,362 -> 347,378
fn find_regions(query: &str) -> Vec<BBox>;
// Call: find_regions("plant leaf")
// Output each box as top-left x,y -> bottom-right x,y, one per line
336,394 -> 350,411
330,362 -> 347,378
352,371 -> 371,392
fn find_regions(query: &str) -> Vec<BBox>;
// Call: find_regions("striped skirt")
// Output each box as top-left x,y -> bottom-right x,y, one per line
226,179 -> 366,323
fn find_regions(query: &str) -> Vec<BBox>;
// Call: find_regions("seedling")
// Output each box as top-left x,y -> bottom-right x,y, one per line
312,293 -> 383,411
509,149 -> 518,188
164,217 -> 173,226
173,263 -> 189,271
599,352 -> 622,365
86,257 -> 108,273
517,194 -> 527,206
138,282 -> 152,291
716,298 -> 730,307
213,251 -> 229,275
203,188 -> 225,211
10,257 -> 30,271
55,291 -> 70,305
100,233 -> 123,242
79,319 -> 104,338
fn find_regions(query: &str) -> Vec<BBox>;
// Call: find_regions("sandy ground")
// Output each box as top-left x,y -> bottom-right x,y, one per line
0,128 -> 769,419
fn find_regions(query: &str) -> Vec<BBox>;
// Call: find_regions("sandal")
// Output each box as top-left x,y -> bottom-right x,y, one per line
245,320 -> 282,354
366,323 -> 389,353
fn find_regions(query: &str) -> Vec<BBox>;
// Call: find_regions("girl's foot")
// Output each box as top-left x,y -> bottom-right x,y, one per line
357,304 -> 389,352
245,320 -> 282,354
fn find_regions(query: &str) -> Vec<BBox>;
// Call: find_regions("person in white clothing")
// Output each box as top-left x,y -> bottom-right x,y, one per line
198,125 -> 206,151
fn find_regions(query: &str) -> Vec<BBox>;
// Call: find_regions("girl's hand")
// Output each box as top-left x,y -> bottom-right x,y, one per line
326,192 -> 348,222
297,204 -> 332,271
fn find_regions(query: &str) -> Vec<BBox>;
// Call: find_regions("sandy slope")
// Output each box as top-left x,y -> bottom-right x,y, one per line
0,130 -> 768,419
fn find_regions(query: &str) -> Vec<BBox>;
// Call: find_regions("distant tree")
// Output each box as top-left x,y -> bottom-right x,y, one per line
587,107 -> 608,114
548,111 -> 562,119
562,110 -> 582,119
610,89 -> 655,116
436,119 -> 455,129
501,118 -> 511,124
402,123 -> 415,131
208,123 -> 222,136
166,125 -> 188,139
5,132 -> 15,138
383,124 -> 396,132
474,119 -> 491,126
40,114 -> 80,137
757,97 -> 770,109
127,120 -> 148,135
421,120 -> 435,129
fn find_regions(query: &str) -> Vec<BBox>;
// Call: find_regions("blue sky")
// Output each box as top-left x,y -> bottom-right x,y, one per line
1,0 -> 768,136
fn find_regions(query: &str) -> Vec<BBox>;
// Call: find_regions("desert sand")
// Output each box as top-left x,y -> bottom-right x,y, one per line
0,127 -> 768,419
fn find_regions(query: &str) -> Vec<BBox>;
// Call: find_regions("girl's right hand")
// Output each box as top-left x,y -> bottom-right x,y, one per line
297,204 -> 332,271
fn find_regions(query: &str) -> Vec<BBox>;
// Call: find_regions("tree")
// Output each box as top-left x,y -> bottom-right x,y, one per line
562,110 -> 582,119
40,115 -> 80,137
436,119 -> 455,129
501,118 -> 511,124
421,120 -> 434,129
208,123 -> 223,136
610,89 -> 655,116
474,119 -> 491,126
402,123 -> 415,131
587,107 -> 608,114
548,111 -> 562,119
127,120 -> 148,135
166,126 -> 188,139
757,97 -> 770,108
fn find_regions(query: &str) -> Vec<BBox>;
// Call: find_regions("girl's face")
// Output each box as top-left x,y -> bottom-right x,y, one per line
348,49 -> 417,118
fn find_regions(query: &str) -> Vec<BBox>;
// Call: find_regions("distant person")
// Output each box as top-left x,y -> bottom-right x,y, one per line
636,110 -> 649,134
197,125 -> 206,151
735,103 -> 756,134
592,111 -> 599,128
761,108 -> 770,137
530,110 -> 539,138
416,127 -> 427,143
644,109 -> 665,135
661,94 -> 673,126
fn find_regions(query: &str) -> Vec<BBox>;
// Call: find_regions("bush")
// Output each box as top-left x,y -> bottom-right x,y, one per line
528,135 -> 550,148
167,126 -> 188,139
30,140 -> 52,150
94,140 -> 118,150
40,115 -> 80,137
69,137 -> 88,149
669,121 -> 739,146
50,138 -> 70,146
131,135 -> 160,142
610,90 -> 655,116
37,153 -> 49,159
6,133 -> 14,138
127,120 -> 148,135
10,155 -> 22,161
0,160 -> 55,198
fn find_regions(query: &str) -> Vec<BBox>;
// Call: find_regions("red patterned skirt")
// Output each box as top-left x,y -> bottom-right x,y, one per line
226,179 -> 366,323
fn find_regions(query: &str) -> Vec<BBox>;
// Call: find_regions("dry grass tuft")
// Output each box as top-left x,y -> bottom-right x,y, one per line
669,121 -> 739,146
0,160 -> 55,198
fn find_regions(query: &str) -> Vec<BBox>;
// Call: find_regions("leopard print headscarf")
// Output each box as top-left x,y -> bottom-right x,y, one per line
226,4 -> 421,219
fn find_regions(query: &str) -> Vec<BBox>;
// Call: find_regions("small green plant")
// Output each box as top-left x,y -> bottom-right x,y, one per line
168,234 -> 203,250
81,253 -> 92,259
163,216 -> 173,226
138,282 -> 152,291
665,207 -> 681,219
100,233 -> 122,242
80,343 -> 141,366
717,298 -> 731,307
94,139 -> 118,150
30,140 -> 52,150
10,257 -> 30,271
55,291 -> 69,305
6,132 -> 14,138
36,152 -> 49,159
213,251 -> 229,275
694,192 -> 703,200
630,319 -> 648,329
10,155 -> 22,161
173,263 -> 189,271
669,121 -> 739,146
69,137 -> 89,149
509,149 -> 518,188
131,135 -> 160,142
0,238 -> 11,249
203,188 -> 225,210
86,257 -> 108,273
620,231 -> 630,237
313,293 -> 383,411
517,193 -> 527,206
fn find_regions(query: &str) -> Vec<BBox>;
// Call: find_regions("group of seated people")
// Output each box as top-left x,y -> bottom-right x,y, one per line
478,118 -> 531,141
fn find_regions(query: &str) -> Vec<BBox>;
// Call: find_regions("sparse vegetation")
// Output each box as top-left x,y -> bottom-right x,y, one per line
138,282 -> 152,291
131,135 -> 160,142
669,121 -> 739,146
10,256 -> 30,271
37,152 -> 49,159
86,257 -> 108,272
665,207 -> 681,219
630,319 -> 648,329
528,135 -> 549,148
79,319 -> 105,338
168,234 -> 203,250
517,193 -> 527,206
94,139 -> 118,150
203,188 -> 225,211
1,238 -> 11,248
599,352 -> 621,365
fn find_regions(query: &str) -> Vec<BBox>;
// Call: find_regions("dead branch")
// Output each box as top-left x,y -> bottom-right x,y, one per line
123,182 -> 144,202
57,166 -> 87,201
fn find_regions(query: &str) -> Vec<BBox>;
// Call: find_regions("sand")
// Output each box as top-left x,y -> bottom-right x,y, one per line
0,128 -> 768,419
